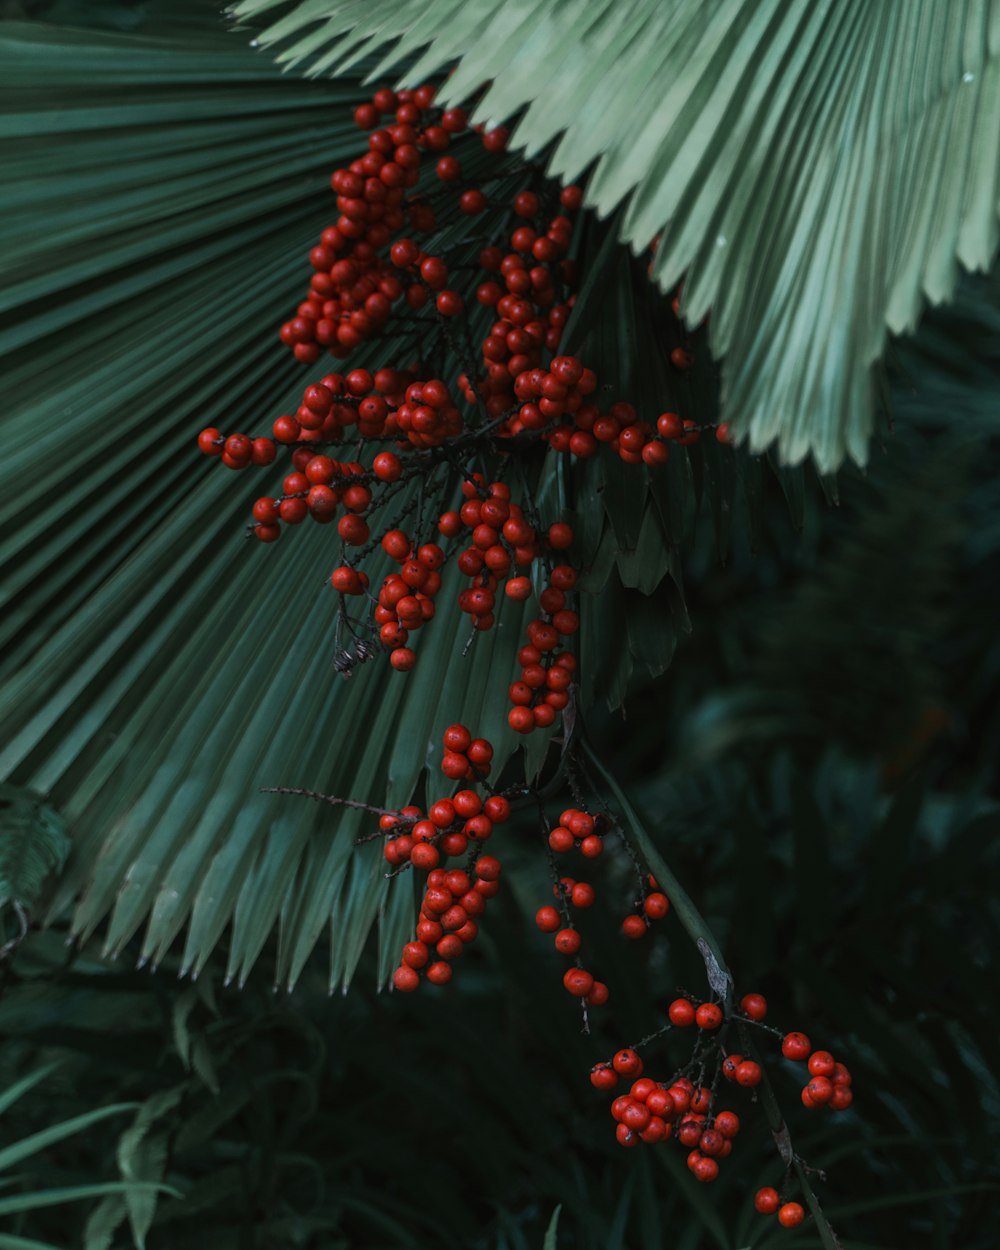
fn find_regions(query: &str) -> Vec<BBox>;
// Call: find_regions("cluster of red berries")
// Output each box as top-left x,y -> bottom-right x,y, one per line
753,1188 -> 805,1228
445,491 -> 582,734
391,856 -> 502,990
441,476 -> 543,639
533,880 -> 609,1009
587,988 -> 853,1231
280,83 -> 508,362
531,804 -> 648,1009
195,89 -> 724,695
779,1031 -> 854,1111
593,1048 -> 741,1184
371,531 -> 445,670
385,725 -> 515,990
202,80 -> 850,1238
440,722 -> 495,783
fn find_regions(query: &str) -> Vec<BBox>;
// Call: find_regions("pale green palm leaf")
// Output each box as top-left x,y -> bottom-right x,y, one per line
236,0 -> 1000,470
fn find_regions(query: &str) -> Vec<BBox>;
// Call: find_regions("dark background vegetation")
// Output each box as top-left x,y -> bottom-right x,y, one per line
2,3 -> 999,1249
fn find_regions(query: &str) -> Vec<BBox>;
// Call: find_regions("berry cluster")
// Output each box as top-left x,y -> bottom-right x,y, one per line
590,989 -> 853,1232
204,80 -> 849,1241
380,724 -> 515,990
280,83 -> 486,362
780,1031 -> 854,1111
754,1189 -> 806,1229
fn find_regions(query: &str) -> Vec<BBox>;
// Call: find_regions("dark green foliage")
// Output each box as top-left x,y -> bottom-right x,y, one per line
2,4 -> 1000,1249
4,267 -> 1000,1245
0,786 -> 69,954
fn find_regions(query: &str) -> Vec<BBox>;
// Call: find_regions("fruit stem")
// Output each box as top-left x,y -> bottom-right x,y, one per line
577,734 -> 733,1007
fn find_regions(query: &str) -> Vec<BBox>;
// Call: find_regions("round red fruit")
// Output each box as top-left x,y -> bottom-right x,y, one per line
668,998 -> 696,1027
754,1187 -> 780,1215
781,1032 -> 811,1061
778,1203 -> 805,1229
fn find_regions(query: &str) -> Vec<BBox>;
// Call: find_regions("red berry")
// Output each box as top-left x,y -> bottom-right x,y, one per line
668,999 -> 696,1027
754,1187 -> 780,1215
735,1060 -> 762,1087
615,1123 -> 638,1148
621,915 -> 646,940
807,1050 -> 836,1078
740,992 -> 768,1021
590,1065 -> 618,1091
197,427 -> 223,455
570,882 -> 595,909
554,928 -> 581,956
459,188 -> 487,215
804,1076 -> 833,1105
401,940 -> 429,969
777,1203 -> 805,1229
831,1063 -> 852,1087
548,826 -> 574,853
714,1110 -> 740,1138
514,190 -> 540,218
373,452 -> 402,481
579,833 -> 602,858
436,289 -> 464,316
563,967 -> 594,997
693,1156 -> 719,1183
782,1032 -> 811,1061
535,906 -> 560,933
695,1003 -> 723,1030
586,981 -> 609,1006
425,961 -> 453,986
392,965 -> 419,992
612,1049 -> 643,1077
442,723 -> 471,753
643,892 -> 670,919
390,238 -> 419,268
482,126 -> 508,152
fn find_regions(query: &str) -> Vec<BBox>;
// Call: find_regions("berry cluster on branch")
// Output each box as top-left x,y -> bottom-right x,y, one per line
204,80 -> 847,1240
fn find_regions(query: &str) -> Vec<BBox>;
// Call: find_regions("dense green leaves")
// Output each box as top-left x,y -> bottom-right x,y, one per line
0,12 -> 410,989
0,1 -> 730,988
0,1065 -> 176,1248
236,0 -> 1000,470
0,788 -> 69,955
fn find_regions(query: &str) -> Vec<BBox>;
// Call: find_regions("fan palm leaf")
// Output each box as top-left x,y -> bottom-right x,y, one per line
236,0 -> 1000,470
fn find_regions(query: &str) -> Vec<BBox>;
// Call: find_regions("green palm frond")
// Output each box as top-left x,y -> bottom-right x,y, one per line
1,14 -> 422,990
1,3 -> 742,988
5,6 -> 645,989
235,0 -> 1000,470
